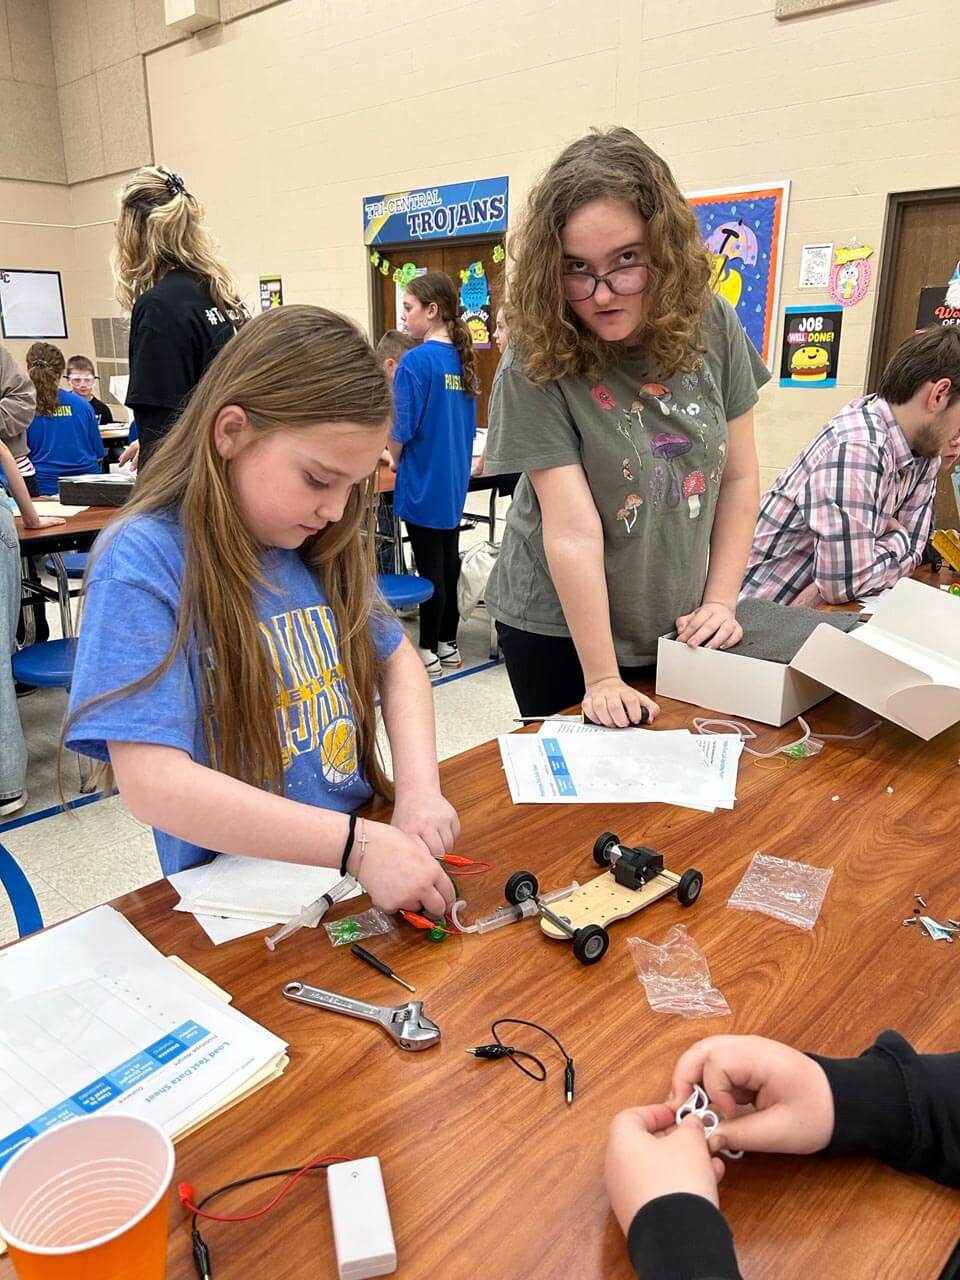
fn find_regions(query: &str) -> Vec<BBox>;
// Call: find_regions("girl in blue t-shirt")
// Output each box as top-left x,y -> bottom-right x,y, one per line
389,272 -> 478,677
64,305 -> 459,916
25,344 -> 105,495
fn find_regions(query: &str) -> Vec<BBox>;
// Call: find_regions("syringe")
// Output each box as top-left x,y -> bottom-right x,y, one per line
264,874 -> 359,951
450,881 -> 580,934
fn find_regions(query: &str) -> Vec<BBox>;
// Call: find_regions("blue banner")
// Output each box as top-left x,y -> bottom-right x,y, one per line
363,177 -> 508,246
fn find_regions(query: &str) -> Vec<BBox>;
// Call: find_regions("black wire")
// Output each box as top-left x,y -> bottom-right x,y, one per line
190,1162 -> 336,1273
491,1017 -> 572,1085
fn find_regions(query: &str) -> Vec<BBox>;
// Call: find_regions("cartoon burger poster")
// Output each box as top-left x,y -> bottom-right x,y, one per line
780,304 -> 843,388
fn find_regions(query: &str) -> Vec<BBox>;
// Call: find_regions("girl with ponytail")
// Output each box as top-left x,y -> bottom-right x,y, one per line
25,343 -> 104,495
389,271 -> 479,676
114,165 -> 247,471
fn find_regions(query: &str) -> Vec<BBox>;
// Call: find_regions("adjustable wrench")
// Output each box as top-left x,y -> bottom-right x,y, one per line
282,981 -> 441,1051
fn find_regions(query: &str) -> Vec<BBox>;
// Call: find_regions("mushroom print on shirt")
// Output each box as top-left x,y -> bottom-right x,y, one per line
483,295 -> 769,667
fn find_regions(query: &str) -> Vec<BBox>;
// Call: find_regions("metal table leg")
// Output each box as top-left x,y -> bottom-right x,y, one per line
47,552 -> 74,638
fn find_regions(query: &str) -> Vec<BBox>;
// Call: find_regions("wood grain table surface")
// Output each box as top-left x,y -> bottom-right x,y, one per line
4,677 -> 959,1279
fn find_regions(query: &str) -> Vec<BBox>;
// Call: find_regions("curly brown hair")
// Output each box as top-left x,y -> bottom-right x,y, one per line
508,127 -> 712,385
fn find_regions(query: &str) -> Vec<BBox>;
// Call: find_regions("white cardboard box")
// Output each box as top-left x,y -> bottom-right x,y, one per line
656,635 -> 833,727
790,577 -> 960,740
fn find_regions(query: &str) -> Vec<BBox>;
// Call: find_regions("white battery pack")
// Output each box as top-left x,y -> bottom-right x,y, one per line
327,1157 -> 397,1279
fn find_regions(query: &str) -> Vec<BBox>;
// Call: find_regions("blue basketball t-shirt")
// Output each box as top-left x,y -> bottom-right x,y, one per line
65,513 -> 402,873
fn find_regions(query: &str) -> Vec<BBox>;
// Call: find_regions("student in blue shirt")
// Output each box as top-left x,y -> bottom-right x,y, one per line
389,272 -> 479,677
25,344 -> 104,494
64,305 -> 459,916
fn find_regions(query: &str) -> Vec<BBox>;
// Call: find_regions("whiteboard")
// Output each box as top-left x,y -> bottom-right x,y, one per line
0,269 -> 67,339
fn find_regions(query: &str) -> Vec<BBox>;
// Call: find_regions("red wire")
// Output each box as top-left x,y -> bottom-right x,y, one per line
179,1155 -> 351,1223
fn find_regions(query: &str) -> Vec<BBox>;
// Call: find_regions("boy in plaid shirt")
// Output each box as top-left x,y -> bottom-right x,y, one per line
744,328 -> 960,606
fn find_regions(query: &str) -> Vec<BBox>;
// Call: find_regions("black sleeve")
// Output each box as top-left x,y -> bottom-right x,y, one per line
627,1194 -> 742,1280
134,405 -> 179,471
812,1030 -> 960,1187
127,301 -> 201,412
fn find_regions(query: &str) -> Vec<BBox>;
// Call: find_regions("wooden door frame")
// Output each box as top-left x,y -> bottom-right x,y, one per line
367,232 -> 502,340
868,185 -> 960,389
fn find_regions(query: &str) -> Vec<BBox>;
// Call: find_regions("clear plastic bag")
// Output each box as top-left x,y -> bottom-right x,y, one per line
727,852 -> 833,931
628,925 -> 731,1019
324,907 -> 395,947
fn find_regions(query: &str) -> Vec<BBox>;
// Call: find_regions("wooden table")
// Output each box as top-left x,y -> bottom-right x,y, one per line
4,679 -> 959,1278
16,506 -> 120,637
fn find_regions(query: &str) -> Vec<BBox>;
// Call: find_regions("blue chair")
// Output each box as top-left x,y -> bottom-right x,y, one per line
44,552 -> 88,579
12,638 -> 77,688
378,573 -> 434,611
12,638 -> 89,793
0,844 -> 43,937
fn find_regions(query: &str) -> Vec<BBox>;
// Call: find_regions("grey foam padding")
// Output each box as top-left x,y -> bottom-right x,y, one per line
722,597 -> 863,665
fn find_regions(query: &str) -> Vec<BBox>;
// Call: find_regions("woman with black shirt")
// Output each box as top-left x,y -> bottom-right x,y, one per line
114,166 -> 246,471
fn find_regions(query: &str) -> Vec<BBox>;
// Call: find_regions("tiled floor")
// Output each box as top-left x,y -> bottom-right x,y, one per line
0,502 -> 520,945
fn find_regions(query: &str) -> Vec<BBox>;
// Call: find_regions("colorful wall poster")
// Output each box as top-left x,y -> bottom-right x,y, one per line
916,285 -> 960,331
687,181 -> 790,370
779,304 -> 843,388
828,244 -> 873,308
363,177 -> 508,246
259,275 -> 283,311
458,260 -> 491,347
394,264 -> 427,332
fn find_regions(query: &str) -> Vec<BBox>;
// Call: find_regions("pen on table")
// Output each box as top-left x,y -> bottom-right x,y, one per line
350,943 -> 416,993
514,707 -> 650,726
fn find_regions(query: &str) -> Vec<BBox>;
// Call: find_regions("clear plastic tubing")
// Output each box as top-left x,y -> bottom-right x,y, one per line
450,881 -> 580,934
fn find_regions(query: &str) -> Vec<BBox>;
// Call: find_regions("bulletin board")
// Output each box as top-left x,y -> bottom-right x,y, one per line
686,182 -> 790,370
0,269 -> 67,340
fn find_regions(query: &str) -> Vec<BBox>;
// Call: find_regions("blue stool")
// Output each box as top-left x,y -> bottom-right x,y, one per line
12,638 -> 77,688
378,573 -> 434,611
0,845 -> 42,937
12,639 -> 89,792
43,552 -> 88,579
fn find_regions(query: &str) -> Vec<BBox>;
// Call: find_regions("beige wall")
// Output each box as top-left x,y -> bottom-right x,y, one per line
5,0 -> 958,484
140,0 -> 960,486
0,179 -> 84,366
0,0 -> 65,182
0,174 -> 134,414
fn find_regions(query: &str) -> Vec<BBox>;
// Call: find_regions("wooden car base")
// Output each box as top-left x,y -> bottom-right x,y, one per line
540,869 -> 682,938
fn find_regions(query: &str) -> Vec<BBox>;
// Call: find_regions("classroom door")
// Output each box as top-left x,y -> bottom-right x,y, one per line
374,238 -> 501,428
869,189 -> 960,525
869,190 -> 960,381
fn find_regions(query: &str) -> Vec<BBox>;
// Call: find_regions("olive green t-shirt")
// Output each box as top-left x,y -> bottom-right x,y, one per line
485,295 -> 770,666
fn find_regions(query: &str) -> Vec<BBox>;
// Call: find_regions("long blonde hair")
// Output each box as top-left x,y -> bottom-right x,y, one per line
508,127 -> 712,385
407,272 -> 480,396
113,165 -> 247,322
63,306 -> 395,801
25,343 -> 65,416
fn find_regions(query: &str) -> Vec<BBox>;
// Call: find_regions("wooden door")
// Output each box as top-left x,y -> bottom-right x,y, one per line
869,189 -> 960,383
373,237 -> 501,428
868,189 -> 960,526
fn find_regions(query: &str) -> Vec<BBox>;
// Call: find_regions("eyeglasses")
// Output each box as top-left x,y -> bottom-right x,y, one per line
562,264 -> 651,302
67,374 -> 95,385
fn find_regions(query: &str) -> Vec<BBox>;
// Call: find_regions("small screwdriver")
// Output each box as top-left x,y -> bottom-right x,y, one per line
350,943 -> 416,993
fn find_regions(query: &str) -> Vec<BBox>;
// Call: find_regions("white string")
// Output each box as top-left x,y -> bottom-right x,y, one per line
692,715 -> 880,759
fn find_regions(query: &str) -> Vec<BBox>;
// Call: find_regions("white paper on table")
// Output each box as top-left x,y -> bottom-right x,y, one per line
14,499 -> 89,516
856,589 -> 893,611
0,906 -> 287,1170
499,727 -> 724,810
167,869 -> 282,946
177,853 -> 361,922
535,722 -> 742,810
